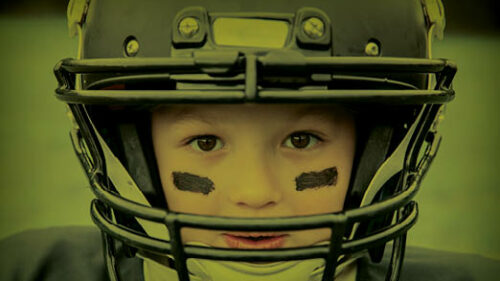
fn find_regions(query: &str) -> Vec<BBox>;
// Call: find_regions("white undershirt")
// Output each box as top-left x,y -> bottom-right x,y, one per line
142,254 -> 358,281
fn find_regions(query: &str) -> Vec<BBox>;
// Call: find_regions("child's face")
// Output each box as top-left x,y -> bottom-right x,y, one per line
152,104 -> 356,249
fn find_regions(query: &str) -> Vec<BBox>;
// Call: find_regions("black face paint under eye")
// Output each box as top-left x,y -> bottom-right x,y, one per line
172,171 -> 215,195
295,167 -> 338,191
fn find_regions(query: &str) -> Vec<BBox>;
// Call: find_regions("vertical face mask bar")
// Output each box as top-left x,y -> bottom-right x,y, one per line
102,231 -> 121,281
245,55 -> 258,100
321,215 -> 347,281
386,207 -> 410,281
166,217 -> 190,281
386,235 -> 406,281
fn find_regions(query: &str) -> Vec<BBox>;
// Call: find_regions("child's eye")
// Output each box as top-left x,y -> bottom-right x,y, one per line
283,132 -> 321,149
188,135 -> 224,152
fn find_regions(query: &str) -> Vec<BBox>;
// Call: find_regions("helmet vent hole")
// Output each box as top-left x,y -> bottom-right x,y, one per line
124,36 -> 140,57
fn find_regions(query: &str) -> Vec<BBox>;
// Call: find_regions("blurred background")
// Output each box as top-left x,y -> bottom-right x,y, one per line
0,0 -> 499,259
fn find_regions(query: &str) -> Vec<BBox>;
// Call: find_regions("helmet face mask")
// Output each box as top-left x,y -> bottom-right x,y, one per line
56,0 -> 456,280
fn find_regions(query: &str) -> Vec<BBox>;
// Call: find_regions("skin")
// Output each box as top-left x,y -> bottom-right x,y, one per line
152,104 -> 356,249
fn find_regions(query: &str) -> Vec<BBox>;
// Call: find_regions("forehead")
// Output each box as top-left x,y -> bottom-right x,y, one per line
153,104 -> 350,124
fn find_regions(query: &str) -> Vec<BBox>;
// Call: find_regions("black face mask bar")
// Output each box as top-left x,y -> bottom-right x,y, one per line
54,52 -> 456,281
54,52 -> 456,105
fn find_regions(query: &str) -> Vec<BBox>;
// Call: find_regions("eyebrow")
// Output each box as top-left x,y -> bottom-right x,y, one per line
172,113 -> 215,125
158,105 -> 342,126
288,106 -> 341,126
156,106 -> 218,127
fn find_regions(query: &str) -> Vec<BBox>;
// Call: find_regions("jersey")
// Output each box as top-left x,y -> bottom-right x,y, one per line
0,226 -> 498,281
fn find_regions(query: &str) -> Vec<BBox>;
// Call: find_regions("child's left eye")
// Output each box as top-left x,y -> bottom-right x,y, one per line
283,132 -> 321,149
188,135 -> 224,152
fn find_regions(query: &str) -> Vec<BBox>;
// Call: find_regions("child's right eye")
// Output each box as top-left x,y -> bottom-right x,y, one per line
188,135 -> 224,152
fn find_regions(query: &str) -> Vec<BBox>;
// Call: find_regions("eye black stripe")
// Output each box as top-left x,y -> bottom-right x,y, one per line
172,171 -> 215,195
295,167 -> 338,191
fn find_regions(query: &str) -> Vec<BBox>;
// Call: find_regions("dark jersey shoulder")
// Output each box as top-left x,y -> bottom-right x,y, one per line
401,246 -> 500,281
0,226 -> 143,281
357,245 -> 500,281
0,226 -> 109,281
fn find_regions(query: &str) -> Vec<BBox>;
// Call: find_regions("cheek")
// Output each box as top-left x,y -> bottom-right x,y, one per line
283,163 -> 352,215
285,164 -> 352,210
289,187 -> 347,215
154,143 -> 219,213
165,187 -> 221,215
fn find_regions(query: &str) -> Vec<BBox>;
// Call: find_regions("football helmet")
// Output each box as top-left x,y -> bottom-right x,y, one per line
54,0 -> 456,280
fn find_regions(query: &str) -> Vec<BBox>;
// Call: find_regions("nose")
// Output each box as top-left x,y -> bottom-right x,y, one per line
227,153 -> 283,210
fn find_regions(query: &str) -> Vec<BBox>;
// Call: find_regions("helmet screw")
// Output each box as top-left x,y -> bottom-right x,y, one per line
125,37 -> 140,57
302,17 -> 325,39
178,17 -> 200,38
365,41 -> 380,56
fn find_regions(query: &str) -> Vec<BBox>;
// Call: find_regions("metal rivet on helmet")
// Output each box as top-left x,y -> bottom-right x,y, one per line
124,36 -> 140,57
178,17 -> 200,38
302,17 -> 325,39
365,40 -> 381,56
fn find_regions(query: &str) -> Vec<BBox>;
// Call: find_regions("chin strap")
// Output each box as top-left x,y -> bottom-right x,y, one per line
142,242 -> 361,281
143,256 -> 358,281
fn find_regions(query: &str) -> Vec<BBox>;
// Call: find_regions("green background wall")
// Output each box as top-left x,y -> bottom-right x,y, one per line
0,15 -> 499,260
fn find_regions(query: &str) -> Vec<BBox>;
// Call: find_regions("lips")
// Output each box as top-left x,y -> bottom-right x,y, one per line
223,233 -> 288,249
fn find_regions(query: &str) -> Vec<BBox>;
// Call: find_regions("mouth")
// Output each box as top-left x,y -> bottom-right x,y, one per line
223,233 -> 288,249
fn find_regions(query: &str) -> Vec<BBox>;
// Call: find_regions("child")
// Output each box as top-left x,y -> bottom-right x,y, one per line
2,0 -> 499,280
